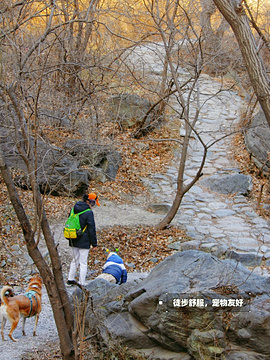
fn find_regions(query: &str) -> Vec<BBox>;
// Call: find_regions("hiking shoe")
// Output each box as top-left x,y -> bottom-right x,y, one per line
66,280 -> 77,286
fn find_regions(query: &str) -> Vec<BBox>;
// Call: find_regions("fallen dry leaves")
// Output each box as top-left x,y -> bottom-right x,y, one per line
89,122 -> 177,203
92,224 -> 185,275
1,116 -> 269,285
0,120 -> 181,284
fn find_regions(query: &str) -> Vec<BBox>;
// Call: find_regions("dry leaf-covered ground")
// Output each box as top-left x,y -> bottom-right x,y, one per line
0,120 -> 186,360
93,224 -> 185,273
1,117 -> 269,360
0,120 -> 183,285
1,117 -> 270,285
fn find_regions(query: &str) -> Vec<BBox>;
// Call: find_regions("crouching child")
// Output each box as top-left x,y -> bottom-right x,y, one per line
97,249 -> 127,284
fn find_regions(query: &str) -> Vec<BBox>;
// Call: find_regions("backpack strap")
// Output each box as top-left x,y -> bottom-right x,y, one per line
75,208 -> 91,233
76,208 -> 91,216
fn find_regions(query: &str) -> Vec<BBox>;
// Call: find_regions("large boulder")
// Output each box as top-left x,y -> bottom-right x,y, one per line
1,128 -> 122,196
245,109 -> 270,175
63,139 -> 122,183
106,93 -> 154,129
77,251 -> 270,360
200,173 -> 253,196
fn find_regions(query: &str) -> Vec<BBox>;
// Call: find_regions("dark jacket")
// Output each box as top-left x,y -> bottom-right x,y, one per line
68,201 -> 97,249
102,253 -> 127,284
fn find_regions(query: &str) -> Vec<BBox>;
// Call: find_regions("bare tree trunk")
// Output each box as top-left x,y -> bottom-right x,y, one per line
156,120 -> 207,229
0,148 -> 75,359
62,0 -> 100,98
200,0 -> 229,54
148,1 -> 207,230
0,80 -> 77,358
213,0 -> 270,127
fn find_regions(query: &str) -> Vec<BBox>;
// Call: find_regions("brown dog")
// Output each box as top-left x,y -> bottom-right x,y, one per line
0,275 -> 42,342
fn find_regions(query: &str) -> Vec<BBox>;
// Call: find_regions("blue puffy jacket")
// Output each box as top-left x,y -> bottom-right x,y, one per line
102,253 -> 127,284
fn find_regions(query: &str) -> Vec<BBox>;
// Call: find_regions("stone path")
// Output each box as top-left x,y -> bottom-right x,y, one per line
131,44 -> 270,275
2,43 -> 270,360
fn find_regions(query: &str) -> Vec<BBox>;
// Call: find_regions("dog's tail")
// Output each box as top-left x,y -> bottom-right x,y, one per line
0,286 -> 14,306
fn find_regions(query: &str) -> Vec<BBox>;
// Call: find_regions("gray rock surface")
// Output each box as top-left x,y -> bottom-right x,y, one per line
106,93 -> 154,129
245,109 -> 270,174
0,128 -> 121,195
63,139 -> 122,183
78,250 -> 270,360
200,173 -> 253,196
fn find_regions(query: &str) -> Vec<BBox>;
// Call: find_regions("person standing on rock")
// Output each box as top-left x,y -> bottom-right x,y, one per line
66,192 -> 100,286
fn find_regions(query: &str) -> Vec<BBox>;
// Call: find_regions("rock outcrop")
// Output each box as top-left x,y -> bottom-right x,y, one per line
0,128 -> 121,196
75,250 -> 270,360
200,173 -> 253,196
245,109 -> 270,175
106,93 -> 154,129
106,92 -> 163,137
63,139 -> 122,183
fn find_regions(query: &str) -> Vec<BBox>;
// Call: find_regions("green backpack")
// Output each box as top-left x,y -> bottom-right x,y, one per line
63,208 -> 91,240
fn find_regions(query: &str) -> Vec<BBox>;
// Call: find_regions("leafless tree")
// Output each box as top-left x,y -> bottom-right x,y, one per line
200,0 -> 231,74
2,1 -> 270,355
130,0 -> 238,229
0,85 -> 75,359
213,0 -> 270,127
0,1 -> 105,358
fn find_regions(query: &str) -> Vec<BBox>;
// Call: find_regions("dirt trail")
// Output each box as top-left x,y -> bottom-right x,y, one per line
0,199 -> 162,360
